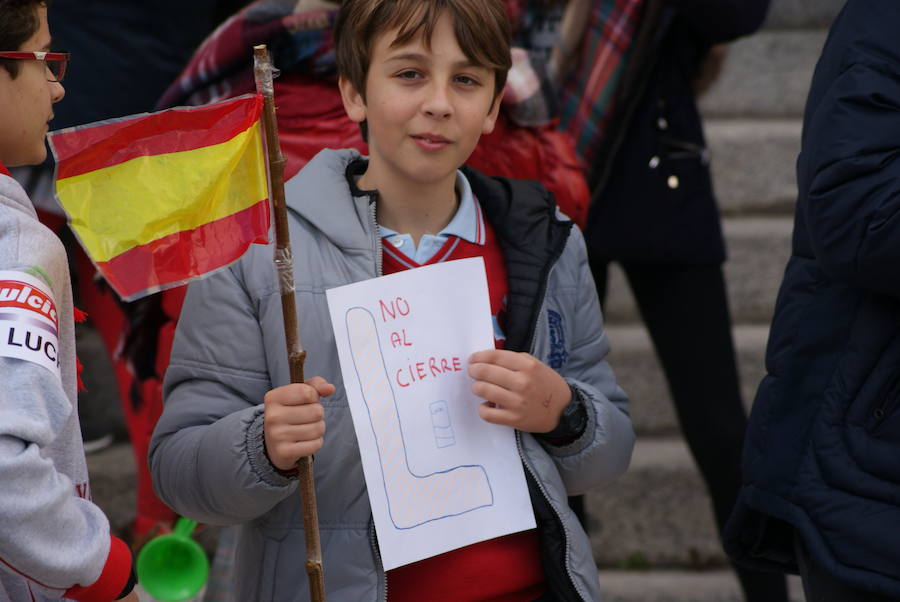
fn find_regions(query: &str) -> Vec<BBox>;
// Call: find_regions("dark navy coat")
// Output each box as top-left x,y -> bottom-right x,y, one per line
584,0 -> 769,264
725,1 -> 900,595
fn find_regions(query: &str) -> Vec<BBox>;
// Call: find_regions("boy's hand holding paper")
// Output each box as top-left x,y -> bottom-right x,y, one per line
468,349 -> 572,433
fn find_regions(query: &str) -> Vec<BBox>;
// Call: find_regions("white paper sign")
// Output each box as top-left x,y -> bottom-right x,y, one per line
326,257 -> 535,570
0,270 -> 61,378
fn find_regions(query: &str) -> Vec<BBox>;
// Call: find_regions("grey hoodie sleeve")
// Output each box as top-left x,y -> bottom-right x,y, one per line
0,179 -> 131,600
0,359 -> 117,599
150,264 -> 297,526
536,227 -> 635,495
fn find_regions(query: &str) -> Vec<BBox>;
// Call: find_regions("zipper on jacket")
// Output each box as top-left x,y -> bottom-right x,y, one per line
368,195 -> 387,601
369,198 -> 383,277
524,254 -> 583,599
369,520 -> 388,601
873,398 -> 900,422
872,375 -> 900,428
516,431 -> 584,599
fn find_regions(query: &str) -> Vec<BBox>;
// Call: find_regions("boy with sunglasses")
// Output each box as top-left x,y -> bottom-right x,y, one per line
0,1 -> 137,600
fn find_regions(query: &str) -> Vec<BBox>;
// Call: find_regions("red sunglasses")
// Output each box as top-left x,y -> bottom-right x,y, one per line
0,51 -> 69,82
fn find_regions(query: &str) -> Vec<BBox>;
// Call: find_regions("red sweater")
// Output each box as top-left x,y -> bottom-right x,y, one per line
382,220 -> 547,601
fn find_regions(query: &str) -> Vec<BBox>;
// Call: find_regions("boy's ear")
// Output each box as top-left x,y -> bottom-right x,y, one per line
339,76 -> 367,124
482,87 -> 505,135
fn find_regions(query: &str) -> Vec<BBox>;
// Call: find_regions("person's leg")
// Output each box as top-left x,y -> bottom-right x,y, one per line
621,261 -> 788,602
795,532 -> 898,602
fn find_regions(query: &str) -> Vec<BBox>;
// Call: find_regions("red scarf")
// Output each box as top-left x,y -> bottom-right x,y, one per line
560,0 -> 646,163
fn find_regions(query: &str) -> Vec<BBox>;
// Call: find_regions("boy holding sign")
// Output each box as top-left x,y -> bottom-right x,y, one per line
0,1 -> 137,600
151,0 -> 634,599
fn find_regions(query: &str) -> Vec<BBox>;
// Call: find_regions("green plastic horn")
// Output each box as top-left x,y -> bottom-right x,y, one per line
136,518 -> 209,601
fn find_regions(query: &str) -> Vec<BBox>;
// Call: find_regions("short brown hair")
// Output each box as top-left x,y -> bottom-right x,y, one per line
334,0 -> 512,101
0,0 -> 46,79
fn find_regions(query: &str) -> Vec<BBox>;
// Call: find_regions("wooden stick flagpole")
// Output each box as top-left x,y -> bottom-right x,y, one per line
253,44 -> 326,602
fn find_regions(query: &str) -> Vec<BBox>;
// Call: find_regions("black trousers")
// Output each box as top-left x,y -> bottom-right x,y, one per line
579,258 -> 788,602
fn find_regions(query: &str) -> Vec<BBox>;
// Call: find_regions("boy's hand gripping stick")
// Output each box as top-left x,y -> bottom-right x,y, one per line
253,45 -> 326,602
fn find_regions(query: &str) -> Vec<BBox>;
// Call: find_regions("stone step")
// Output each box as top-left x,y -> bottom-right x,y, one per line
585,438 -> 722,568
699,29 -> 827,119
763,0 -> 844,30
603,216 -> 793,326
605,324 -> 769,437
598,570 -> 805,602
705,118 -> 801,216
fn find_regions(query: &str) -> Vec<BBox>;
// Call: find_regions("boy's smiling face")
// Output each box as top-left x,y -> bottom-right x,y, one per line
340,10 -> 501,195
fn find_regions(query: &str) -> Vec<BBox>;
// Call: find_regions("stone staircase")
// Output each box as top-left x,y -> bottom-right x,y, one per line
82,1 -> 846,600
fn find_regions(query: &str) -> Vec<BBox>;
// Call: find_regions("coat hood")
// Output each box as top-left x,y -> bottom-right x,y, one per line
283,148 -> 373,252
0,174 -> 39,221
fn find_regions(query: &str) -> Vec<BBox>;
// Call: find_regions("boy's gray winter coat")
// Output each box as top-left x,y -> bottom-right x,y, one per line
150,149 -> 635,601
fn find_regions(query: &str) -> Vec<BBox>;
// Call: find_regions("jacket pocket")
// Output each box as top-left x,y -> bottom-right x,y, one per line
659,135 -> 709,167
866,371 -> 900,435
651,134 -> 713,214
811,295 -> 900,489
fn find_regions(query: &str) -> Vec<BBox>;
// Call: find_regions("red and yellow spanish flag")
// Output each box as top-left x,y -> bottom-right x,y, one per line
49,94 -> 269,301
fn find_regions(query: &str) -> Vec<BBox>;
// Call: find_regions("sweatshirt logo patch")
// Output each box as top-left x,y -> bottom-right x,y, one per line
547,309 -> 568,369
0,270 -> 60,378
